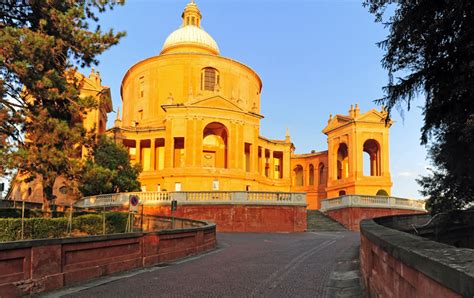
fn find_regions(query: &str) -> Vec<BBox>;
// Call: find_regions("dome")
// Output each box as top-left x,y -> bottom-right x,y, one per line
161,25 -> 220,55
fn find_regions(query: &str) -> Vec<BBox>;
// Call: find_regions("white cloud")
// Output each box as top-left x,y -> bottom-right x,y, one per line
397,171 -> 417,178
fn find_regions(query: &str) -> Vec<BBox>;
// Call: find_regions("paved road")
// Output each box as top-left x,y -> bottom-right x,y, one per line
60,232 -> 359,298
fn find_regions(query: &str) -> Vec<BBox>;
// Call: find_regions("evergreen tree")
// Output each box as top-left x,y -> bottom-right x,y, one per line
79,136 -> 141,196
0,0 -> 125,206
364,1 -> 474,213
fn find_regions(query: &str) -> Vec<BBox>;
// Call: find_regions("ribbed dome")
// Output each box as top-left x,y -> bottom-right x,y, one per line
161,25 -> 219,55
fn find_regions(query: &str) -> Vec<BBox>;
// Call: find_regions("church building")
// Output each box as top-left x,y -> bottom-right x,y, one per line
8,1 -> 393,210
109,1 -> 393,209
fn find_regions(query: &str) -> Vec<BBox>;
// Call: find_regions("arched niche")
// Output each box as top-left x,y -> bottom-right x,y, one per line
294,165 -> 304,187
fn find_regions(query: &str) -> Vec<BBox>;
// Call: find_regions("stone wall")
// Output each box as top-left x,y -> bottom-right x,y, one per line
360,215 -> 474,297
325,207 -> 422,231
0,223 -> 216,297
144,204 -> 307,232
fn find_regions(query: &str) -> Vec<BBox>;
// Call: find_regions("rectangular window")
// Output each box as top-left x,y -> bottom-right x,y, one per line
175,182 -> 182,192
204,69 -> 216,91
157,184 -> 161,192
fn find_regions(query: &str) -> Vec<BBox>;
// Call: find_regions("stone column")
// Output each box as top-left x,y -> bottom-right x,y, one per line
269,149 -> 274,179
136,140 -> 141,166
150,138 -> 156,171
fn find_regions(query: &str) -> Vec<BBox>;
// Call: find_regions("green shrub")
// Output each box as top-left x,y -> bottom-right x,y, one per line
105,212 -> 128,234
0,218 -> 68,241
72,214 -> 103,235
0,212 -> 132,242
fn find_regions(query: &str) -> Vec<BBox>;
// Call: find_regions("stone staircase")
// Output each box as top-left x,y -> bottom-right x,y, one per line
307,210 -> 347,231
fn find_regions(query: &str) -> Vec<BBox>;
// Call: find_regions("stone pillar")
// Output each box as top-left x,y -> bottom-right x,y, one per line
150,138 -> 156,171
261,148 -> 266,176
269,149 -> 274,179
283,148 -> 290,179
195,119 -> 203,167
164,122 -> 173,168
136,140 -> 141,166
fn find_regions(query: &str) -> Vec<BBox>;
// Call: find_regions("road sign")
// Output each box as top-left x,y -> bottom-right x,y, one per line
171,200 -> 177,211
129,195 -> 140,213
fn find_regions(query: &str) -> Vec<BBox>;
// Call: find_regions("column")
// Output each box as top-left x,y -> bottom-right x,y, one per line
261,148 -> 266,176
164,122 -> 173,168
269,149 -> 274,179
283,148 -> 290,179
150,138 -> 156,171
136,140 -> 141,166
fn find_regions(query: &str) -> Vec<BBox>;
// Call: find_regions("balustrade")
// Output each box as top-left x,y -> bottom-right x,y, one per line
320,195 -> 426,212
75,191 -> 307,208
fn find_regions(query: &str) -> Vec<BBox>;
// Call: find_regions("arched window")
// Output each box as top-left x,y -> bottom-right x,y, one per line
201,67 -> 219,91
363,139 -> 381,176
294,165 -> 304,187
376,189 -> 388,196
203,122 -> 228,168
337,143 -> 349,180
309,164 -> 314,186
318,163 -> 326,185
339,190 -> 346,196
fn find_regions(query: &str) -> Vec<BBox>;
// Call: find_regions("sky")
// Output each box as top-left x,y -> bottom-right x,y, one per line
81,0 -> 429,199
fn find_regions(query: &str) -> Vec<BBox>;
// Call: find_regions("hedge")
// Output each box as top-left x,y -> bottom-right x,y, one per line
0,212 -> 129,242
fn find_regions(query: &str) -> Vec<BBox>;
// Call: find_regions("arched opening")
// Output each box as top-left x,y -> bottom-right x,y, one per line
337,143 -> 349,180
203,122 -> 228,168
376,189 -> 389,196
201,67 -> 219,91
363,139 -> 381,176
294,165 -> 304,187
339,190 -> 346,196
318,163 -> 326,185
309,164 -> 314,186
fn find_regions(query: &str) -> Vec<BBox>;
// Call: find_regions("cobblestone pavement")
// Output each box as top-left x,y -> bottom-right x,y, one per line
57,232 -> 360,298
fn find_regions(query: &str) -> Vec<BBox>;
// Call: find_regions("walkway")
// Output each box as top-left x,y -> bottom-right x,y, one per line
53,232 -> 360,297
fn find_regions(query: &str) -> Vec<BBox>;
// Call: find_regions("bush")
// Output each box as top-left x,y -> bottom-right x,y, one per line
0,212 -> 131,242
105,212 -> 128,234
72,214 -> 103,235
0,218 -> 68,241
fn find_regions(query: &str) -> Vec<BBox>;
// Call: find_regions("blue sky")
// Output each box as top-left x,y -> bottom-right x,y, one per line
84,0 -> 429,199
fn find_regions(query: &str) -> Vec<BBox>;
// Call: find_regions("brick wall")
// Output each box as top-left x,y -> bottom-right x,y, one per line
0,225 -> 216,297
326,207 -> 423,231
360,216 -> 474,297
143,204 -> 307,232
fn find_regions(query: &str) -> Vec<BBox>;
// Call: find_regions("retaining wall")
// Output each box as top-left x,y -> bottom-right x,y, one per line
360,215 -> 474,297
0,222 -> 216,297
326,207 -> 423,231
143,204 -> 307,232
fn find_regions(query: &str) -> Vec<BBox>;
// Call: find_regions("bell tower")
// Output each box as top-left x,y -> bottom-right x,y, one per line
322,105 -> 393,198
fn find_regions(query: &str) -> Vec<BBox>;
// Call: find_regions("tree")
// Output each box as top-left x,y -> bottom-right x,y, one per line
364,1 -> 474,213
79,136 -> 141,197
0,0 -> 125,206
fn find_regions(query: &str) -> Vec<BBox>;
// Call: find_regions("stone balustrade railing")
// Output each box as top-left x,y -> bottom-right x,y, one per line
320,195 -> 426,212
75,191 -> 307,208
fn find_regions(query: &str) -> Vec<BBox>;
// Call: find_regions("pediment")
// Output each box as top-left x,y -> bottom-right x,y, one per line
187,95 -> 244,112
355,109 -> 388,123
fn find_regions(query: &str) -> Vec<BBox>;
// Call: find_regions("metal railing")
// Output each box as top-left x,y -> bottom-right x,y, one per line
320,195 -> 426,212
75,191 -> 307,208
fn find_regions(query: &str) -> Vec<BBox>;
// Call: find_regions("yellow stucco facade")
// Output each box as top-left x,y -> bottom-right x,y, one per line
109,1 -> 393,208
8,1 -> 393,210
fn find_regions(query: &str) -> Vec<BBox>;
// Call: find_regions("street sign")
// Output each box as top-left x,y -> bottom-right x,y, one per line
129,195 -> 140,213
171,199 -> 177,211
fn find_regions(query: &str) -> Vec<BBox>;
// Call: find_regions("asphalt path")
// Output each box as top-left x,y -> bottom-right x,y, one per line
58,231 -> 359,298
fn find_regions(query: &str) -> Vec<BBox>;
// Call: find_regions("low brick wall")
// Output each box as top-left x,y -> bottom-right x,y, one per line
0,222 -> 216,297
143,204 -> 307,232
326,207 -> 423,231
360,215 -> 474,297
